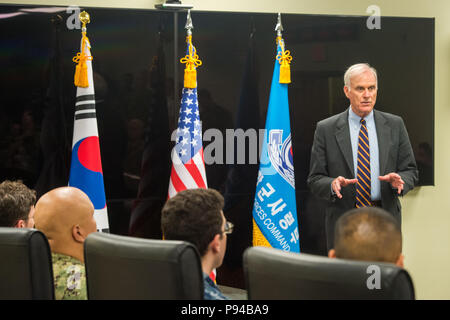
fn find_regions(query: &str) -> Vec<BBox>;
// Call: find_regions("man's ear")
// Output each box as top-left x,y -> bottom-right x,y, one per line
343,85 -> 350,98
396,253 -> 405,268
209,234 -> 221,254
15,220 -> 25,228
72,225 -> 86,243
328,249 -> 337,259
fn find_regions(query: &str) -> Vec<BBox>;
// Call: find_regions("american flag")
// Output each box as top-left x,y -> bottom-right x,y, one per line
168,87 -> 207,197
168,22 -> 214,281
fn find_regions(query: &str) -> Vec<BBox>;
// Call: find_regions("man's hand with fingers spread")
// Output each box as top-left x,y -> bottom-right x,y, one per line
379,173 -> 404,194
332,176 -> 358,199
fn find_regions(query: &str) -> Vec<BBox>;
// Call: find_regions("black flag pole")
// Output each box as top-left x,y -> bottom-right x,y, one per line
155,1 -> 193,130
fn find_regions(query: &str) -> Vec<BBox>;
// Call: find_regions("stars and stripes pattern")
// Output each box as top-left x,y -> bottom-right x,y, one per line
168,87 -> 207,198
168,30 -> 214,281
356,118 -> 371,207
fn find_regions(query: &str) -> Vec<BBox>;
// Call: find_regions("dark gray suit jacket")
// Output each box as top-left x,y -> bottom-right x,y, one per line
307,109 -> 418,249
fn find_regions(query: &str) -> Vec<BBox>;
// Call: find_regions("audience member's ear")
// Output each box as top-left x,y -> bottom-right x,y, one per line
396,253 -> 404,268
72,225 -> 87,243
209,234 -> 221,253
328,249 -> 337,259
14,220 -> 25,228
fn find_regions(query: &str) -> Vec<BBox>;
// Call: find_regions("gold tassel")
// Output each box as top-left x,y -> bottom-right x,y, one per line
73,33 -> 92,88
184,67 -> 197,89
180,35 -> 202,89
279,62 -> 291,84
74,60 -> 89,87
74,62 -> 81,86
276,38 -> 293,84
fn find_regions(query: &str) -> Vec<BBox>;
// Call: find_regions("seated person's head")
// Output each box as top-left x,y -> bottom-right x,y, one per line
329,207 -> 404,267
0,180 -> 36,228
161,188 -> 229,272
34,187 -> 97,262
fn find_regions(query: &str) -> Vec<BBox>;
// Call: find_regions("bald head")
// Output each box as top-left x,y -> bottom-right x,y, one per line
332,207 -> 402,265
34,187 -> 96,260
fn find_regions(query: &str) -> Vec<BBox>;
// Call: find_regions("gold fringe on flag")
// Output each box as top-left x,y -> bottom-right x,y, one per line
252,219 -> 272,248
276,36 -> 292,84
180,35 -> 202,89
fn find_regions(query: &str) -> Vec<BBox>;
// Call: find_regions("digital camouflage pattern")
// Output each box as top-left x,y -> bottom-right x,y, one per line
52,253 -> 87,300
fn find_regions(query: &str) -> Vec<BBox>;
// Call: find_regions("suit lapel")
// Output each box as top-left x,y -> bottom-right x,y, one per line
374,110 -> 391,175
335,110 -> 354,175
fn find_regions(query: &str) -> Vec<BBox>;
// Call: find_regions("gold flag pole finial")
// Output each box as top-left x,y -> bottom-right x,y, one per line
79,11 -> 90,30
73,11 -> 92,87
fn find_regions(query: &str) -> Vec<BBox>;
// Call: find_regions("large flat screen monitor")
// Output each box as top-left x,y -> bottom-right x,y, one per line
0,4 -> 434,288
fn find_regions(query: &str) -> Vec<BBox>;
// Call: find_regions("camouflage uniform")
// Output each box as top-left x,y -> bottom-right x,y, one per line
52,253 -> 87,300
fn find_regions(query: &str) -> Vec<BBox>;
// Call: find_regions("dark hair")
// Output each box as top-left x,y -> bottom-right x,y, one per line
0,180 -> 36,227
161,188 -> 224,256
334,207 -> 402,264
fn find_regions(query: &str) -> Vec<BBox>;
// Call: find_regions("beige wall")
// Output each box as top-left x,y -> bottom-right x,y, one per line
3,0 -> 448,299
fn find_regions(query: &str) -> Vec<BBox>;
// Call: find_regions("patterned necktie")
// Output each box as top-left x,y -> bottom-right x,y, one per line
356,118 -> 371,207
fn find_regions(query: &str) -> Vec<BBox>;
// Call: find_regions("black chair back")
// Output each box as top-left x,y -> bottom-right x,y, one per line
243,246 -> 414,300
84,232 -> 203,299
0,227 -> 54,299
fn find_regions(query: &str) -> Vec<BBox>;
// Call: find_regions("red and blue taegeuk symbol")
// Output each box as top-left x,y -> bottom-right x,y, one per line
69,136 -> 106,210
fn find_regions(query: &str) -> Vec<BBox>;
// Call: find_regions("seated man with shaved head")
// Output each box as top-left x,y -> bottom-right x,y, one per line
34,187 -> 97,300
328,207 -> 404,267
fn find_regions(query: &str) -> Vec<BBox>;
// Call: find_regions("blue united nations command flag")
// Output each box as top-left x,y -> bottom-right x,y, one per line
252,17 -> 300,253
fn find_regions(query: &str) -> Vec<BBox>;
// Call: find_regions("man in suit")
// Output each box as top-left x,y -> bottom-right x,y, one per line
307,63 -> 418,249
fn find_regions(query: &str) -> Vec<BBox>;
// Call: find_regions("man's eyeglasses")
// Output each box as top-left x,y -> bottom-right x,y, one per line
223,221 -> 234,235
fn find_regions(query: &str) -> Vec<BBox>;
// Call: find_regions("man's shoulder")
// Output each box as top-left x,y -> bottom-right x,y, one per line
374,109 -> 404,124
52,253 -> 83,267
52,253 -> 85,282
316,110 -> 348,128
203,274 -> 229,300
52,253 -> 87,300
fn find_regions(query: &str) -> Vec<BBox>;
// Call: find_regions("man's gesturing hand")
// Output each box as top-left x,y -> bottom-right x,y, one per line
332,176 -> 358,199
379,173 -> 404,194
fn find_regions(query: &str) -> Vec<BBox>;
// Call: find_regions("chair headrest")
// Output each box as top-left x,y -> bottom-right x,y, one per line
244,246 -> 414,300
84,232 -> 203,299
0,227 -> 54,300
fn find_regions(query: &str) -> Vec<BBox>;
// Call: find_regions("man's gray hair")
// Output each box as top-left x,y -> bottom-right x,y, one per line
344,63 -> 378,89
